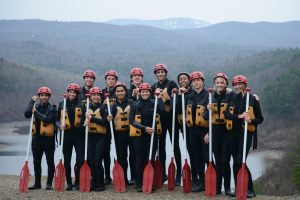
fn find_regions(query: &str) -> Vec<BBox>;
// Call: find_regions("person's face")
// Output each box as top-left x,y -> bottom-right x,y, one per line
84,76 -> 95,87
155,69 -> 166,82
214,77 -> 227,92
115,86 -> 126,100
179,74 -> 190,88
233,83 -> 246,94
140,90 -> 150,100
68,90 -> 77,100
192,78 -> 204,90
131,75 -> 143,85
106,76 -> 117,87
38,93 -> 50,104
90,94 -> 101,104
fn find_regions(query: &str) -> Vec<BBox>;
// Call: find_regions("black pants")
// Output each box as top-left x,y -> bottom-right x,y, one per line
104,132 -> 111,180
31,136 -> 55,185
63,131 -> 85,185
115,131 -> 130,182
133,134 -> 156,188
182,126 -> 197,181
88,134 -> 106,188
230,129 -> 253,191
159,118 -> 182,176
189,126 -> 209,186
129,137 -> 136,181
212,125 -> 231,191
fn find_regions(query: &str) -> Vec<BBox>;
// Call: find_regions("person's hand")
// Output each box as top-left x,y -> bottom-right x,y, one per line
107,115 -> 113,121
32,106 -> 36,113
85,112 -> 91,120
244,112 -> 251,123
60,124 -> 65,131
253,94 -> 260,101
238,112 -> 247,119
32,96 -> 38,102
132,88 -> 139,96
178,87 -> 187,95
171,88 -> 178,97
207,103 -> 212,110
204,133 -> 209,144
145,127 -> 155,134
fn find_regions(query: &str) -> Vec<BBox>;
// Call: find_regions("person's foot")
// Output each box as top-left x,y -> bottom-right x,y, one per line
192,177 -> 198,187
216,190 -> 222,195
162,174 -> 168,183
229,190 -> 236,197
28,184 -> 41,190
126,179 -> 134,186
128,179 -> 135,186
74,183 -> 80,190
192,183 -> 204,192
45,184 -> 53,190
175,174 -> 181,186
94,185 -> 105,192
66,184 -> 73,191
104,177 -> 112,185
225,189 -> 232,196
136,187 -> 142,192
247,190 -> 256,198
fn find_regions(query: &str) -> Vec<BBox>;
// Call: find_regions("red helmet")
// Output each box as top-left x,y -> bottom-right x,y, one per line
232,75 -> 248,86
83,69 -> 96,79
190,71 -> 205,81
114,82 -> 127,90
214,72 -> 228,84
139,83 -> 152,91
89,87 -> 102,94
130,67 -> 143,77
154,64 -> 168,74
38,87 -> 51,96
105,70 -> 118,80
67,83 -> 81,92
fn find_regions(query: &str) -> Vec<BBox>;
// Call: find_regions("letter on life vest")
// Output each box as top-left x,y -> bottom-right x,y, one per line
186,104 -> 194,127
195,105 -> 208,127
226,106 -> 234,131
211,103 -> 227,125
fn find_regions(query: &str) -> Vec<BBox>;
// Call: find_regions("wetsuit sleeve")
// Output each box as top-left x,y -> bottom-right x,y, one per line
24,99 -> 35,118
35,105 -> 56,124
129,102 -> 146,131
224,95 -> 241,122
251,97 -> 264,125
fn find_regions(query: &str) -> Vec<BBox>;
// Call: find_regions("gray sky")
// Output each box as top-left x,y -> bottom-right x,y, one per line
0,0 -> 299,24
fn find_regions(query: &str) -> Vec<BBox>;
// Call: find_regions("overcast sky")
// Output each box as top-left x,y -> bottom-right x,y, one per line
0,0 -> 299,24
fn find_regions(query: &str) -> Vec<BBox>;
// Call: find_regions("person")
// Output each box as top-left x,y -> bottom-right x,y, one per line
176,72 -> 198,186
102,69 -> 118,185
79,69 -> 96,103
128,67 -> 143,101
24,87 -> 57,190
204,73 -> 232,195
129,83 -> 163,192
56,83 -> 85,191
85,86 -> 107,191
107,82 -> 132,185
225,75 -> 263,198
180,71 -> 209,192
151,64 -> 181,184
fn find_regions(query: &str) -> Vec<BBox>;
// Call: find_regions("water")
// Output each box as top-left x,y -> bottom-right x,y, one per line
0,121 -> 265,185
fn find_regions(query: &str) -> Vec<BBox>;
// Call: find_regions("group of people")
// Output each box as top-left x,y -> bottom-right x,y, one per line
24,64 -> 263,198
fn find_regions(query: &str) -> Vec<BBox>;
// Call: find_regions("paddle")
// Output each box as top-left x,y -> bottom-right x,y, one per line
19,102 -> 36,193
54,94 -> 67,192
142,93 -> 159,193
79,94 -> 91,192
153,137 -> 163,189
106,93 -> 126,193
205,88 -> 217,197
168,90 -> 177,191
236,88 -> 251,200
181,91 -> 192,193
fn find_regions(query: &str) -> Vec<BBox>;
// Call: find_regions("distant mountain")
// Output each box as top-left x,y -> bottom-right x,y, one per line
105,18 -> 211,29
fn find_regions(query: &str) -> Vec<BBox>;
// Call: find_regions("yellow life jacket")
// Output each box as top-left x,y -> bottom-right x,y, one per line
242,106 -> 256,133
226,106 -> 234,131
114,105 -> 130,132
130,115 -> 142,137
195,105 -> 208,127
32,118 -> 54,137
60,107 -> 82,130
177,113 -> 183,125
161,88 -> 171,112
186,104 -> 194,127
211,103 -> 227,125
88,108 -> 107,134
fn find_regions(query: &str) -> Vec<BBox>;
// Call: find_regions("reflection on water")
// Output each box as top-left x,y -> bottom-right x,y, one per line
0,121 -> 265,186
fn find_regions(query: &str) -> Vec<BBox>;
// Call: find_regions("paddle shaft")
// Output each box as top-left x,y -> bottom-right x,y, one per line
171,93 -> 176,157
106,97 -> 118,160
25,102 -> 36,162
84,98 -> 90,160
242,91 -> 250,163
208,91 -> 213,162
181,93 -> 188,159
148,95 -> 158,160
59,97 -> 67,160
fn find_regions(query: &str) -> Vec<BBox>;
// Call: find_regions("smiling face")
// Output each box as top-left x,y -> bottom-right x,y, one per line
90,93 -> 101,104
192,78 -> 204,90
38,93 -> 50,104
214,77 -> 227,92
155,69 -> 166,82
106,76 -> 117,87
179,74 -> 190,88
233,82 -> 246,94
115,86 -> 126,100
84,76 -> 95,87
140,89 -> 151,100
131,75 -> 143,85
68,90 -> 77,100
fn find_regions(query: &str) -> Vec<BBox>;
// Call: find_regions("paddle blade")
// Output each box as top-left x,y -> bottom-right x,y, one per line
168,158 -> 176,191
142,160 -> 154,193
236,164 -> 249,200
153,157 -> 163,189
54,160 -> 65,192
205,162 -> 217,197
112,161 -> 126,193
182,159 -> 192,193
19,161 -> 30,193
79,160 -> 91,192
